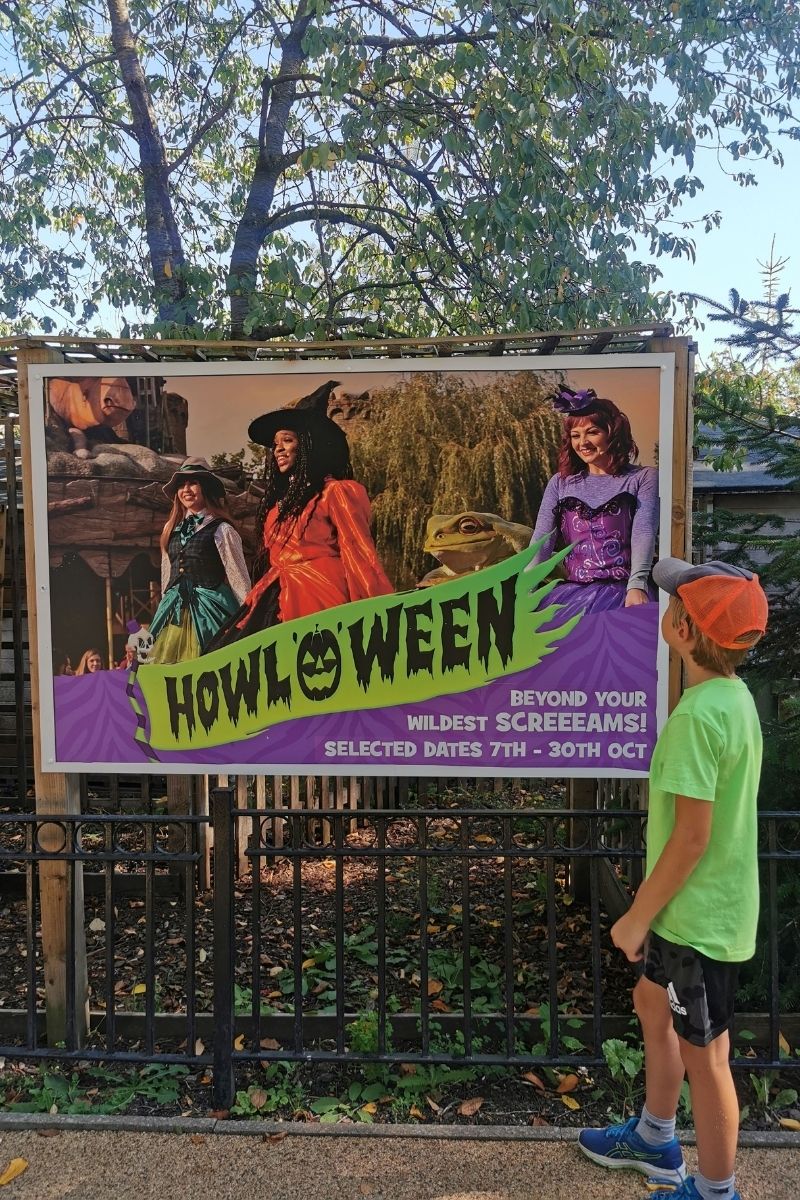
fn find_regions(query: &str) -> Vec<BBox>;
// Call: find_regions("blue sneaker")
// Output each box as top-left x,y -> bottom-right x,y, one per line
578,1116 -> 686,1185
644,1180 -> 740,1199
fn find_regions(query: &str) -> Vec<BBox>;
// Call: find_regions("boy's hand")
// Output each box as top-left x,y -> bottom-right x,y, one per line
610,911 -> 649,962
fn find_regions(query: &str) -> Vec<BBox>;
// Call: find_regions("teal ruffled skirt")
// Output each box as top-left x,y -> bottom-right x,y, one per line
149,581 -> 240,665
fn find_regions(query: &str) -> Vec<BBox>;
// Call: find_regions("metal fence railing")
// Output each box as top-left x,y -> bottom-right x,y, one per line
0,793 -> 797,1108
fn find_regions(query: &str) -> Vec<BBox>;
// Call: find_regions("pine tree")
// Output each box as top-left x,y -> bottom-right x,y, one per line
693,360 -> 800,686
688,244 -> 800,366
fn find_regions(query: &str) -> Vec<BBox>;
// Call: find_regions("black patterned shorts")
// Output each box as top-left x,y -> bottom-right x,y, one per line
643,931 -> 741,1047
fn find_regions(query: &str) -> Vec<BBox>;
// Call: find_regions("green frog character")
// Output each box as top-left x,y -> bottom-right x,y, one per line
418,511 -> 533,587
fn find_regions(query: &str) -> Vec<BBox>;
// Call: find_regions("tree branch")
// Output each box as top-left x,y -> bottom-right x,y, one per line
105,0 -> 189,319
167,85 -> 238,174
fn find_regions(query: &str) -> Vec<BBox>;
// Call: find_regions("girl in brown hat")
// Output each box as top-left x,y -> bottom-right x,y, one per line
148,459 -> 251,663
221,387 -> 391,638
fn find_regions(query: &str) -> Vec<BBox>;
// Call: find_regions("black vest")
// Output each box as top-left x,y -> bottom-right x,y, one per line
166,518 -> 226,591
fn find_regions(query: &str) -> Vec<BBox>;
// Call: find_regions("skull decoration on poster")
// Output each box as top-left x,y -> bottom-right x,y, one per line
126,621 -> 155,665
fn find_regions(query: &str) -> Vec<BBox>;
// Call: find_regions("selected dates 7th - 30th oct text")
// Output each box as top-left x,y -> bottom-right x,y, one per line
322,687 -> 651,761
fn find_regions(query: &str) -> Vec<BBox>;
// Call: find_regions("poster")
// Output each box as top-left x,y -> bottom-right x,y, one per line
28,356 -> 674,776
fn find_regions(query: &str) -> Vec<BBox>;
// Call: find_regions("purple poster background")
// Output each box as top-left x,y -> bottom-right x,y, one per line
53,606 -> 658,775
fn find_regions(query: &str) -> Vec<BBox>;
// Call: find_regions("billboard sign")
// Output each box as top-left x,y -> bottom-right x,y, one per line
28,355 -> 673,775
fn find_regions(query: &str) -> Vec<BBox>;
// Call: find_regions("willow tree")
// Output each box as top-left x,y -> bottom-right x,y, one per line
3,2 -> 800,338
351,371 -> 561,587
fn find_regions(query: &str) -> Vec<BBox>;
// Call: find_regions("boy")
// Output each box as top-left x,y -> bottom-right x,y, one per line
579,558 -> 769,1200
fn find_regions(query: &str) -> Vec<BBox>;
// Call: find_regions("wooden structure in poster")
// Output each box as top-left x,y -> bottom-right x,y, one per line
8,327 -> 694,1042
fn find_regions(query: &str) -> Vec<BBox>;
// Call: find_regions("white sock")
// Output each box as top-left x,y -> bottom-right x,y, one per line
694,1172 -> 737,1200
635,1104 -> 677,1147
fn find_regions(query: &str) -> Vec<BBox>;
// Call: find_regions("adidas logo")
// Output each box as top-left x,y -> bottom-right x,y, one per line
667,982 -> 688,1016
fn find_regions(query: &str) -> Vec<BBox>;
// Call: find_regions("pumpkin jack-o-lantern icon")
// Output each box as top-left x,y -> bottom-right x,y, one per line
295,625 -> 342,702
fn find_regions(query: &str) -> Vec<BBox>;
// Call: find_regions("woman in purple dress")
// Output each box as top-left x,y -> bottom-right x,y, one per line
530,386 -> 658,621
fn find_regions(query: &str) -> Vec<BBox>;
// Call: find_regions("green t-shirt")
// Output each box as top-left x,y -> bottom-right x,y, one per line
646,676 -> 762,962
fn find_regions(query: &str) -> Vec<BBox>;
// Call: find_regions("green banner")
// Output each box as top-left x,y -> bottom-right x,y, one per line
135,544 -> 578,752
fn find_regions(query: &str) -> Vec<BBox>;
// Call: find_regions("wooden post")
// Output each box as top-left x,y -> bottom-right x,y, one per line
319,774 -> 330,846
195,775 -> 212,892
235,774 -> 250,878
305,774 -> 317,841
352,772 -> 362,830
165,773 -> 193,876
17,347 -> 89,1045
650,336 -> 695,713
253,774 -> 267,868
566,777 -> 594,902
0,504 -> 6,634
272,776 -> 284,849
104,573 -> 114,669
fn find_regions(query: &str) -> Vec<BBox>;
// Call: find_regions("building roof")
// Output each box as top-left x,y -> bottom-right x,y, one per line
693,423 -> 799,494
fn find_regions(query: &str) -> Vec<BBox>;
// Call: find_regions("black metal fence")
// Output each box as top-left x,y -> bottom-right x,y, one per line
0,792 -> 797,1108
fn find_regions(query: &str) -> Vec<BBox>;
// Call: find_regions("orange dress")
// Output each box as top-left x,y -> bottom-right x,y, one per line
241,477 -> 393,623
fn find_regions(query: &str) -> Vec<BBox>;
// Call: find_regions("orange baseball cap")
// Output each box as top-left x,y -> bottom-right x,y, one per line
652,558 -> 768,649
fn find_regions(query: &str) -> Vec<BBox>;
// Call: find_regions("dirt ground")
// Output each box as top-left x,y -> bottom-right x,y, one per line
0,1127 -> 796,1200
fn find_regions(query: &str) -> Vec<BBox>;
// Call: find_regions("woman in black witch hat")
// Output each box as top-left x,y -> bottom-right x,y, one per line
224,381 -> 392,637
148,458 -> 251,663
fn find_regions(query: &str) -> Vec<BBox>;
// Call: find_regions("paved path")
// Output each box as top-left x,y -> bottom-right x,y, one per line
0,1129 -> 795,1200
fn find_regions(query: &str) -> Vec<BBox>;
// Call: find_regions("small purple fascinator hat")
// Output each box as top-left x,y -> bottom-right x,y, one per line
551,385 -> 599,415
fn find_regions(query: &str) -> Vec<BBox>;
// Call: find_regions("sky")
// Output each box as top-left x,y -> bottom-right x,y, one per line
645,145 -> 800,367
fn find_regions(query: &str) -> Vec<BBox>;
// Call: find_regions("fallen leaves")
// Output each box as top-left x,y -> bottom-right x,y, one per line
779,1117 -> 800,1131
263,1131 -> 287,1144
521,1071 -> 546,1090
457,1096 -> 484,1117
561,1095 -> 580,1111
556,1073 -> 579,1094
0,1159 -> 28,1187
